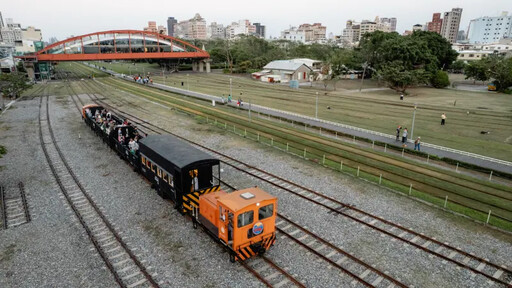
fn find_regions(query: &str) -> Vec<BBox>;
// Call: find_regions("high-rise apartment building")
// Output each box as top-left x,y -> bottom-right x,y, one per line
427,13 -> 443,34
1,18 -> 22,46
226,20 -> 256,39
174,13 -> 207,40
440,8 -> 463,43
167,17 -> 177,37
0,11 -> 4,29
253,23 -> 266,38
467,12 -> 512,44
298,23 -> 326,42
342,17 -> 393,45
380,17 -> 397,32
342,20 -> 361,44
207,22 -> 226,39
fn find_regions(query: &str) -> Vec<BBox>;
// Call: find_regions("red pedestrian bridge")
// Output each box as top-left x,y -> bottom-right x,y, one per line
18,30 -> 210,62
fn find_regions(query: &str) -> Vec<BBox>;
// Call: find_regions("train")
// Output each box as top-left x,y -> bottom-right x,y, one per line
81,104 -> 276,262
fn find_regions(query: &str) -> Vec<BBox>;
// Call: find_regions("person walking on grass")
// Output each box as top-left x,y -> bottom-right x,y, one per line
402,128 -> 408,147
441,113 -> 446,125
414,137 -> 421,151
396,126 -> 401,141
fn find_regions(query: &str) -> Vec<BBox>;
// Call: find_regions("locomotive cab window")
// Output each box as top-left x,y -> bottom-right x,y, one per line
259,204 -> 274,220
237,210 -> 254,228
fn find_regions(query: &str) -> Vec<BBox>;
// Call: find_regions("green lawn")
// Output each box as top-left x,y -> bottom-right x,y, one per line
86,62 -> 512,161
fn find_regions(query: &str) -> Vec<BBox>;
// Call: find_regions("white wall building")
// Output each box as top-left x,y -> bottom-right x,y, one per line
280,27 -> 306,43
207,22 -> 226,39
467,12 -> 512,44
226,20 -> 256,39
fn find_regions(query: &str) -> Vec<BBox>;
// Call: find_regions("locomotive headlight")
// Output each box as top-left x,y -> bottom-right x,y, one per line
256,202 -> 260,206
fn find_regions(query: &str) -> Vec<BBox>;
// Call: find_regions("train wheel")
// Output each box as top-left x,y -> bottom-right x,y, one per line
230,254 -> 236,263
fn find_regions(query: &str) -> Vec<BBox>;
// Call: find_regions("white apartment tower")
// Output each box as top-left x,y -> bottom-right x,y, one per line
468,11 -> 512,44
440,8 -> 463,43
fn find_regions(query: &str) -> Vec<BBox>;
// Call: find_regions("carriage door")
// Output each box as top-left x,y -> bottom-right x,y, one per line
219,206 -> 232,246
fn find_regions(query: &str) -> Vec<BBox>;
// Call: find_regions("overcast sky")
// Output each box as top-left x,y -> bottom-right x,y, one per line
3,0 -> 511,41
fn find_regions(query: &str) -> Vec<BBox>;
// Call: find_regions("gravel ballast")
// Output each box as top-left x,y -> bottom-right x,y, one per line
1,80 -> 511,288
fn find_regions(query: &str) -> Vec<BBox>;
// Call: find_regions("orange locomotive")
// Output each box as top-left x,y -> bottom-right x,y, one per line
198,187 -> 277,262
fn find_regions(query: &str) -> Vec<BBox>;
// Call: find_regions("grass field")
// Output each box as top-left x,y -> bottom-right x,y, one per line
82,62 -> 512,161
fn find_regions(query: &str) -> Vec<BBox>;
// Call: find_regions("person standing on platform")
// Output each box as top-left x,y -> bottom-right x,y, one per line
441,113 -> 446,125
414,137 -> 421,151
402,128 -> 408,147
396,126 -> 401,141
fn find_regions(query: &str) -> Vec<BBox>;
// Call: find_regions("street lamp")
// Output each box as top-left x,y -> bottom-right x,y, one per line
162,67 -> 166,86
229,77 -> 232,98
359,62 -> 369,92
411,104 -> 417,140
315,92 -> 319,118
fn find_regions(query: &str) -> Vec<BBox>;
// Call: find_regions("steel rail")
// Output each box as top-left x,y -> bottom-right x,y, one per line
18,182 -> 31,223
0,186 -> 6,229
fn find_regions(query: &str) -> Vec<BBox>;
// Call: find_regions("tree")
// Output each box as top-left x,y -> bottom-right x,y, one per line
359,31 -> 400,68
373,37 -> 435,93
464,60 -> 489,84
410,31 -> 458,70
430,70 -> 450,88
450,60 -> 467,73
379,61 -> 429,93
486,55 -> 512,91
0,72 -> 32,99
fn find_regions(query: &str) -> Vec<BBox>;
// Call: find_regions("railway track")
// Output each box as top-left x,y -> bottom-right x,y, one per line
93,76 -> 512,223
73,80 -> 512,287
39,91 -> 160,288
221,182 -> 407,288
65,78 -> 307,288
241,256 -> 307,288
0,182 -> 31,230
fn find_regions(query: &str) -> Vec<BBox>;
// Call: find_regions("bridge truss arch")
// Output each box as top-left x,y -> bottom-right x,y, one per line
20,30 -> 210,61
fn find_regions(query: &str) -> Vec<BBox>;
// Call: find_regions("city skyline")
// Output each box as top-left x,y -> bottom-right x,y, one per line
3,0 -> 511,41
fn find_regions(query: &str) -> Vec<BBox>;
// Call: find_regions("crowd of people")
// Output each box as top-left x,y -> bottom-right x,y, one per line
394,113 -> 448,151
133,74 -> 153,85
85,107 -> 141,155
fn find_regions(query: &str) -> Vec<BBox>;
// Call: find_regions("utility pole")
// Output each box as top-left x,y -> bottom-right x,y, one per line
359,62 -> 368,92
411,104 -> 417,140
162,67 -> 165,86
249,99 -> 252,122
229,77 -> 232,98
315,92 -> 319,118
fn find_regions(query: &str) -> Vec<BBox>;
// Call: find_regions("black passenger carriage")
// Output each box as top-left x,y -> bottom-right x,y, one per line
82,104 -> 145,169
138,135 -> 221,215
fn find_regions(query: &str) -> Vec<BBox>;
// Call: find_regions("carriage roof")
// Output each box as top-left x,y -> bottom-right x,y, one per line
139,135 -> 219,170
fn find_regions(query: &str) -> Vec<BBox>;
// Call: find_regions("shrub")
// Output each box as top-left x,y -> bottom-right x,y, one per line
430,70 -> 450,88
